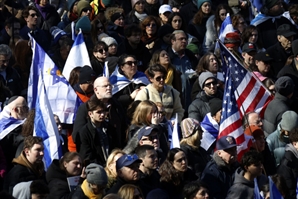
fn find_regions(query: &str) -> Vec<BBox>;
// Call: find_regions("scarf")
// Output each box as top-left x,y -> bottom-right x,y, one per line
81,179 -> 102,199
134,11 -> 147,21
165,67 -> 174,86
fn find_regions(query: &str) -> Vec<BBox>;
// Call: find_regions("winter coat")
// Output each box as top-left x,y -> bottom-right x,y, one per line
46,159 -> 82,199
0,65 -> 23,96
138,170 -> 161,197
188,16 -> 210,44
204,15 -> 217,53
263,92 -> 292,135
106,22 -> 125,46
188,91 -> 223,122
179,1 -> 198,28
266,123 -> 289,167
201,152 -> 239,199
180,144 -> 210,178
226,168 -> 254,199
277,144 -> 298,199
135,84 -> 184,122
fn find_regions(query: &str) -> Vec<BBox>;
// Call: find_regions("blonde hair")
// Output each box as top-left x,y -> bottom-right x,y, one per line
118,184 -> 143,199
180,131 -> 201,149
131,100 -> 157,126
104,149 -> 125,178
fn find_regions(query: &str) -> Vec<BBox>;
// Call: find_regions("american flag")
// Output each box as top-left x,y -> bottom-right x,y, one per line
218,41 -> 273,160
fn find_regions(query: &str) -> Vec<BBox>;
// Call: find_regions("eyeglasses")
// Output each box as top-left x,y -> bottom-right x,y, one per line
82,7 -> 91,12
141,134 -> 159,141
29,13 -> 38,18
122,61 -> 138,66
146,23 -> 156,28
204,81 -> 217,88
95,48 -> 108,54
97,84 -> 114,89
155,76 -> 165,81
176,37 -> 187,41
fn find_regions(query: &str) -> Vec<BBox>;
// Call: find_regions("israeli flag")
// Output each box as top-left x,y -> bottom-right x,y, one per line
62,29 -> 91,81
269,176 -> 284,199
103,61 -> 109,78
33,71 -> 62,169
27,36 -> 79,124
254,178 -> 263,199
170,113 -> 180,149
218,13 -> 235,42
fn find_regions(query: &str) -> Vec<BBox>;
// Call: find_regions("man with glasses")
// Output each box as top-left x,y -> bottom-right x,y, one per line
73,76 -> 127,149
107,154 -> 142,194
135,64 -> 184,123
19,6 -> 50,51
166,30 -> 198,112
0,44 -> 22,96
188,71 -> 223,122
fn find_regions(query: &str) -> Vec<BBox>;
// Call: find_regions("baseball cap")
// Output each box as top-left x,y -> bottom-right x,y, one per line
277,24 -> 296,38
242,42 -> 257,53
116,154 -> 142,170
159,5 -> 172,14
254,52 -> 273,62
216,136 -> 237,150
137,126 -> 159,141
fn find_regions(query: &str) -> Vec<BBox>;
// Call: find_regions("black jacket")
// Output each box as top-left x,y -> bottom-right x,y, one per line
138,170 -> 161,197
0,65 -> 23,96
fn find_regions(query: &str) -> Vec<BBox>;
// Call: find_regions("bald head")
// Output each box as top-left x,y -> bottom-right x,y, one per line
9,96 -> 29,120
93,77 -> 112,100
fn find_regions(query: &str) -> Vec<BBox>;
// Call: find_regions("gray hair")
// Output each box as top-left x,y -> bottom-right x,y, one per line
0,44 -> 12,57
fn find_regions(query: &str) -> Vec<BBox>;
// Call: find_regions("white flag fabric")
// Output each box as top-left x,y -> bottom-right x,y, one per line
170,113 -> 180,149
62,30 -> 91,81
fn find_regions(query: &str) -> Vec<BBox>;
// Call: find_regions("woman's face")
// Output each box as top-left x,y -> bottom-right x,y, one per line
201,2 -> 211,14
135,1 -> 145,13
114,16 -> 125,27
64,156 -> 82,176
159,50 -> 170,66
145,20 -> 157,36
109,153 -> 123,177
236,17 -> 247,33
248,30 -> 258,44
108,44 -> 118,56
93,45 -> 108,61
147,106 -> 158,123
208,54 -> 218,73
172,151 -> 187,172
171,16 -> 182,30
121,57 -> 138,79
219,9 -> 227,22
256,60 -> 270,75
96,22 -> 104,35
194,187 -> 209,199
39,0 -> 48,6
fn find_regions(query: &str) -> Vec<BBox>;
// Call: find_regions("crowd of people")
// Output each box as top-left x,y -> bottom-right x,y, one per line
1,0 -> 298,198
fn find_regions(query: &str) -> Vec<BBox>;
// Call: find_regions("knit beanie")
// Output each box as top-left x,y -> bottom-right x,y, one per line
292,39 -> 298,57
280,111 -> 298,132
224,32 -> 241,48
158,24 -> 174,38
199,71 -> 216,88
101,37 -> 118,46
274,76 -> 294,96
110,12 -> 124,22
75,16 -> 91,33
79,65 -> 96,84
181,118 -> 200,138
50,26 -> 67,44
131,0 -> 140,8
265,0 -> 279,9
100,0 -> 115,8
209,98 -> 222,116
77,0 -> 92,16
197,0 -> 211,9
186,43 -> 199,54
146,189 -> 170,199
85,163 -> 108,185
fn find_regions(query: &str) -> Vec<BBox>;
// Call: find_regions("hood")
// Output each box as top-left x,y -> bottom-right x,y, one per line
46,159 -> 67,183
233,168 -> 254,188
285,143 -> 298,158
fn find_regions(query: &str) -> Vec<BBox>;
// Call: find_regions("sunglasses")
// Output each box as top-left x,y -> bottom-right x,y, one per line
155,76 -> 165,81
30,13 -> 38,17
141,134 -> 159,141
204,81 -> 217,88
146,23 -> 156,27
122,61 -> 137,66
95,48 -> 108,53
250,33 -> 258,37
82,7 -> 91,12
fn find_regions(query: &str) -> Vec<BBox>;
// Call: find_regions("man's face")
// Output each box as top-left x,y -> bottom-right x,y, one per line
88,107 -> 107,124
0,54 -> 10,72
139,131 -> 160,150
268,0 -> 284,16
255,60 -> 271,75
253,135 -> 265,152
25,143 -> 44,165
5,23 -> 20,37
217,147 -> 237,165
203,78 -> 217,96
246,161 -> 263,177
242,52 -> 256,66
140,149 -> 158,170
93,77 -> 112,99
127,32 -> 141,45
13,97 -> 29,120
25,9 -> 38,27
278,35 -> 293,50
171,32 -> 187,52
80,7 -> 91,18
248,113 -> 263,128
118,162 -> 140,182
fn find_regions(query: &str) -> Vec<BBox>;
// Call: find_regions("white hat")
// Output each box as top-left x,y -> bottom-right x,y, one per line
159,4 -> 172,14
